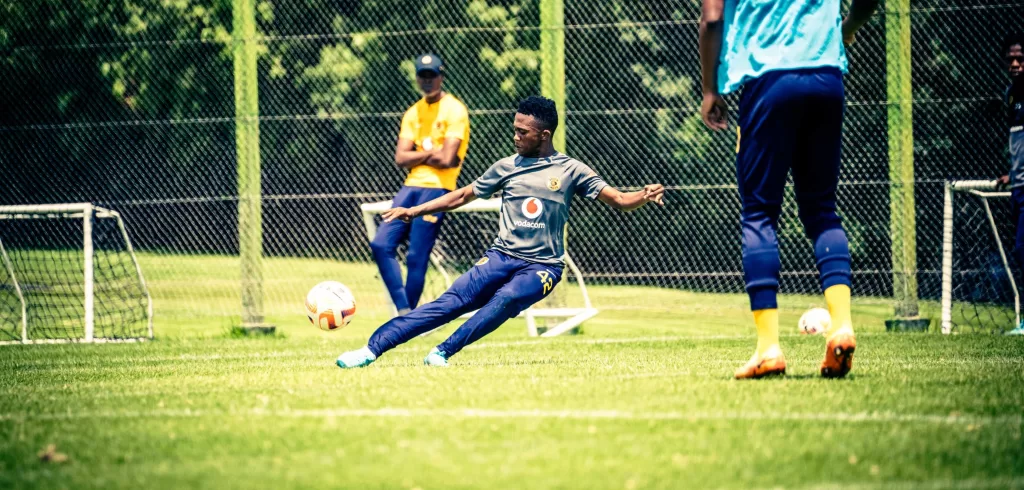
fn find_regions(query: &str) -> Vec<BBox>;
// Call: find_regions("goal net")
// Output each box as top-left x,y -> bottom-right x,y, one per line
0,203 -> 153,344
942,181 -> 1020,334
360,198 -> 597,337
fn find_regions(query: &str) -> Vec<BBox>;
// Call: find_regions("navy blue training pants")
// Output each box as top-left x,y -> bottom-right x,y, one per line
1012,187 -> 1024,269
367,250 -> 562,358
370,185 -> 448,311
736,67 -> 852,310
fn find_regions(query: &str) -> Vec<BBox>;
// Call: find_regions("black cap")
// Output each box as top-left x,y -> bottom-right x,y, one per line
414,53 -> 444,76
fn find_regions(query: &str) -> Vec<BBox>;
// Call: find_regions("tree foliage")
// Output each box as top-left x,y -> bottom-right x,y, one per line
0,0 -> 1018,294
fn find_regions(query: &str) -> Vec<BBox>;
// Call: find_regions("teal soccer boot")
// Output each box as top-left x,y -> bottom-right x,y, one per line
336,346 -> 377,369
423,347 -> 449,367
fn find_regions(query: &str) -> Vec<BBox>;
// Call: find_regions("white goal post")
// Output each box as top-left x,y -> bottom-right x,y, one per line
0,237 -> 27,342
360,198 -> 598,337
0,203 -> 153,344
942,180 -> 1020,334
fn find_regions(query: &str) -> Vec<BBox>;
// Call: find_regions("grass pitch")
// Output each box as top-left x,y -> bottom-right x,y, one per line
1,254 -> 1023,489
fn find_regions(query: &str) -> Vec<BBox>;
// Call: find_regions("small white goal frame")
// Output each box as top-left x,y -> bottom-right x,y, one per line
941,180 -> 1020,334
360,198 -> 598,337
0,203 -> 154,344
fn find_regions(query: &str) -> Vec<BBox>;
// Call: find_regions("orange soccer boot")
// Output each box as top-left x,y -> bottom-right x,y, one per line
820,328 -> 856,378
734,346 -> 787,379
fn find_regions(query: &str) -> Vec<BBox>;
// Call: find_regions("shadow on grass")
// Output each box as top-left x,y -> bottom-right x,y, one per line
228,326 -> 286,339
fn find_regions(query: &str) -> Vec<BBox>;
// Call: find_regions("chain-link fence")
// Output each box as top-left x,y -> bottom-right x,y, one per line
1,0 -> 1021,331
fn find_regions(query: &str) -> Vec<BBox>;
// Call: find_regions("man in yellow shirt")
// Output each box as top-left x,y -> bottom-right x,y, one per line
370,53 -> 471,315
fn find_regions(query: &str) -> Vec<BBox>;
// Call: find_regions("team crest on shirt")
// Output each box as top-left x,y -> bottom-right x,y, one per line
475,256 -> 489,266
521,197 -> 544,219
547,177 -> 561,191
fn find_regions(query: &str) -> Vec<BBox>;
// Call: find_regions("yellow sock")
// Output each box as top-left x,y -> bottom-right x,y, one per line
752,309 -> 780,357
824,284 -> 853,336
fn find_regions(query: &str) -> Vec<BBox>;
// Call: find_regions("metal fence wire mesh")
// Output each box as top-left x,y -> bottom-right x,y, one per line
1,0 -> 1022,328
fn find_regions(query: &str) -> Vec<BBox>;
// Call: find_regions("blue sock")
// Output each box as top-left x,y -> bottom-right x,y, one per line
814,227 -> 852,291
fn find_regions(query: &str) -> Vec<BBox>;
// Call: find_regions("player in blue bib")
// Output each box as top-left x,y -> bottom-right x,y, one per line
699,0 -> 878,378
337,96 -> 665,368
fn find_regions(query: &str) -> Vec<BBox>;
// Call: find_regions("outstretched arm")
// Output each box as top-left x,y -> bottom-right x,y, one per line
381,185 -> 478,222
597,184 -> 666,212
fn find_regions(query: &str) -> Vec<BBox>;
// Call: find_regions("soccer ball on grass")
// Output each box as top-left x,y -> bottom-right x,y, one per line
305,281 -> 356,331
798,307 -> 831,335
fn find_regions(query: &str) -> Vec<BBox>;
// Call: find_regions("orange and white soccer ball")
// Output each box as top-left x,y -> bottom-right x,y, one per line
305,281 -> 356,331
798,307 -> 831,335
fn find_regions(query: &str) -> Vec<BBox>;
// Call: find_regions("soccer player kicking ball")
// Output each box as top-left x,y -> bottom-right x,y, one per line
337,96 -> 665,368
698,0 -> 879,378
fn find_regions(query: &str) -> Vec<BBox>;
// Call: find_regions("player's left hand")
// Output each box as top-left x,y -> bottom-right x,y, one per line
643,184 -> 665,206
382,206 -> 416,223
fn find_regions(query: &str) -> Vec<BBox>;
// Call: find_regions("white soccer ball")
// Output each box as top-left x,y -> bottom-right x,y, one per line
798,307 -> 831,335
305,281 -> 356,331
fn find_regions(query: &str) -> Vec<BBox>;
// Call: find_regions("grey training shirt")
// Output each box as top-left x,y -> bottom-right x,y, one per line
472,152 -> 608,265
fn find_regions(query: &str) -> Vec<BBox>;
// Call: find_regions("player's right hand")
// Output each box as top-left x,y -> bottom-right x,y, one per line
701,93 -> 728,130
998,175 -> 1011,188
841,19 -> 857,46
643,184 -> 666,206
382,207 -> 416,223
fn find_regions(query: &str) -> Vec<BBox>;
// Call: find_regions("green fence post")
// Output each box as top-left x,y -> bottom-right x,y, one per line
538,0 -> 573,326
233,0 -> 273,334
540,0 -> 566,151
885,0 -> 926,330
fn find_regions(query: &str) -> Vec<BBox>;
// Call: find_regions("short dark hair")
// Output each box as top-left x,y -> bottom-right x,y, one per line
517,96 -> 559,132
1004,32 -> 1024,53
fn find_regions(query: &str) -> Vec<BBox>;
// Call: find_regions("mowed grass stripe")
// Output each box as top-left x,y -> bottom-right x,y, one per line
3,332 -> 1020,368
794,477 -> 1024,490
1,407 -> 1020,426
3,355 -> 1021,384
